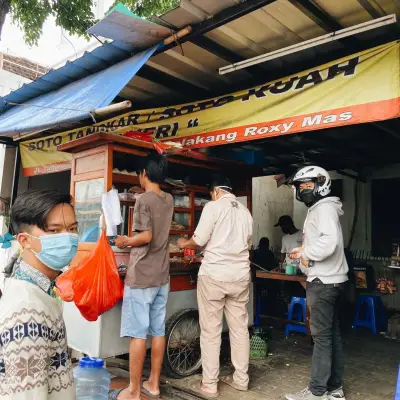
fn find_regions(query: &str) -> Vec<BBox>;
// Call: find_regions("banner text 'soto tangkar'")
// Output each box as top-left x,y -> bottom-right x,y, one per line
20,42 -> 400,176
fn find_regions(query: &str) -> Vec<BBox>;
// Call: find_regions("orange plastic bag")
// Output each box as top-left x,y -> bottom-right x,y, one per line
56,231 -> 124,321
56,267 -> 76,302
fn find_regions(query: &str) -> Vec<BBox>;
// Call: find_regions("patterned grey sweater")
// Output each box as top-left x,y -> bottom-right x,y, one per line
0,262 -> 75,399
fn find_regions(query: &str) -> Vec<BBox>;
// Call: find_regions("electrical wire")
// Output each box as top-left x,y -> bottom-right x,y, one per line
53,0 -> 104,46
4,101 -> 85,113
61,28 -> 77,60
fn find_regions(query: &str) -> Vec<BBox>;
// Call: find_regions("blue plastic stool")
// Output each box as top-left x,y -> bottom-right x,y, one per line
395,364 -> 400,400
353,295 -> 387,335
285,297 -> 307,337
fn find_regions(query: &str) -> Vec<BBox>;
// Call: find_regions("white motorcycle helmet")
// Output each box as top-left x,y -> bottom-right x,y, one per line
292,166 -> 331,207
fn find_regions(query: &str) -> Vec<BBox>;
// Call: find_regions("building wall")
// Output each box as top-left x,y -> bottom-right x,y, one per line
253,175 -> 362,250
0,69 -> 31,96
255,165 -> 400,310
252,176 -> 294,250
0,147 -> 16,199
292,171 -> 372,252
27,171 -> 70,192
0,147 -> 17,234
1,53 -> 47,80
255,169 -> 390,253
8,170 -> 70,234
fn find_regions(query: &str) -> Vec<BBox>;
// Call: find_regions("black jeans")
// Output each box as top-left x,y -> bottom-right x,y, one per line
307,279 -> 346,396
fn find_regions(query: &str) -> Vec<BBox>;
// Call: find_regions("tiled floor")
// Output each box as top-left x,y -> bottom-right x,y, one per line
110,329 -> 400,399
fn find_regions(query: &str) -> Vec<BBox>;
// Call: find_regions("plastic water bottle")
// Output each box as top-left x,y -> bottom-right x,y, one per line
74,357 -> 111,399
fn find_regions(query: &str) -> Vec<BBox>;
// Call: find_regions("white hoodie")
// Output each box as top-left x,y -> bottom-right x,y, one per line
302,197 -> 349,284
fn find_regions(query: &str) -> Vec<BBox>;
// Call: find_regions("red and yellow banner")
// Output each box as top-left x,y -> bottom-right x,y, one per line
20,41 -> 400,176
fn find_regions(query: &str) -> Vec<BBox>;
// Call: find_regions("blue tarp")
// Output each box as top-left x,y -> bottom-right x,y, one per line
0,45 -> 158,136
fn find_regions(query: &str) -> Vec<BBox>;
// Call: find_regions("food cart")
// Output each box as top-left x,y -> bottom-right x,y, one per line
57,132 -> 261,378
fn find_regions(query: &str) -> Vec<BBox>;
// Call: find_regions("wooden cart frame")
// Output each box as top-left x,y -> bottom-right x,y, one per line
58,133 -> 262,377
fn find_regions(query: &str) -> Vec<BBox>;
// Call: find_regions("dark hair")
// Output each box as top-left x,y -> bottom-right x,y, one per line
259,237 -> 270,249
136,151 -> 168,184
11,189 -> 72,234
208,174 -> 233,193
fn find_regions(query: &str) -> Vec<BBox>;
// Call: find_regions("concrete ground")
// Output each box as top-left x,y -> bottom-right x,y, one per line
110,328 -> 400,400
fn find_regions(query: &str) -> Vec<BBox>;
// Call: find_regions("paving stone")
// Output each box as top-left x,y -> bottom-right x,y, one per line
111,329 -> 400,400
167,330 -> 399,400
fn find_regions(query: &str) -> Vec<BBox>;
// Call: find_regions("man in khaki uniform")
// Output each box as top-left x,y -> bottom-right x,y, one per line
178,174 -> 253,398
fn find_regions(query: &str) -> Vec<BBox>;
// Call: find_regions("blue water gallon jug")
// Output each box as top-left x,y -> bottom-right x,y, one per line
74,357 -> 111,399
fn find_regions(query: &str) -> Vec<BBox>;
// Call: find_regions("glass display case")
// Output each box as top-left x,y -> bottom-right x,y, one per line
61,133 -> 255,252
74,178 -> 104,239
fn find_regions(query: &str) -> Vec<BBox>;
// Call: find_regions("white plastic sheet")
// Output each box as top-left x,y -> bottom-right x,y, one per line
101,189 -> 123,237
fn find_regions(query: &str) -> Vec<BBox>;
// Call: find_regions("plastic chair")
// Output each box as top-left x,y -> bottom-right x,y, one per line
285,296 -> 307,337
352,295 -> 387,335
395,364 -> 400,400
81,225 -> 100,243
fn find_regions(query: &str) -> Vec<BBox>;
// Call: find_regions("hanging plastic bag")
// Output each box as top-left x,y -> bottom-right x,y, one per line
56,267 -> 76,302
123,130 -> 153,142
56,231 -> 124,321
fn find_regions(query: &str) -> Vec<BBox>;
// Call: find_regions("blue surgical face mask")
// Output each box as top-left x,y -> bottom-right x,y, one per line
25,232 -> 79,271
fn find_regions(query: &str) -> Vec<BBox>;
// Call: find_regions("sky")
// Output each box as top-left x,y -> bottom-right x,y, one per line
0,0 -> 115,67
0,16 -> 89,67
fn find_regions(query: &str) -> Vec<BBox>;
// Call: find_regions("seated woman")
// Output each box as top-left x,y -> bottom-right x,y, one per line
253,237 -> 277,271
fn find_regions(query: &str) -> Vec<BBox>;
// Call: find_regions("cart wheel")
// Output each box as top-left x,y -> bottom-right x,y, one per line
163,308 -> 201,378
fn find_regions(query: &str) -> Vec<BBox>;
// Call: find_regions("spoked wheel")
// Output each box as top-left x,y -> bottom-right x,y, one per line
163,308 -> 202,378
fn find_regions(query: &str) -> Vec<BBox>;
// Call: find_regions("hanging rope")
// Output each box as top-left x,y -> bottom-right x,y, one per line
347,178 -> 360,250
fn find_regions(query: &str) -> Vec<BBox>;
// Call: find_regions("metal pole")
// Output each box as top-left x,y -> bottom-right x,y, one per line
10,146 -> 20,205
159,0 -> 277,54
91,100 -> 132,117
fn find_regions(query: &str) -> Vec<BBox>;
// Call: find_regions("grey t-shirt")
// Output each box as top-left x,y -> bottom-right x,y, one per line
125,191 -> 173,289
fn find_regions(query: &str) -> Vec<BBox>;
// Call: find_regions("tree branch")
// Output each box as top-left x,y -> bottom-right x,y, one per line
0,0 -> 11,40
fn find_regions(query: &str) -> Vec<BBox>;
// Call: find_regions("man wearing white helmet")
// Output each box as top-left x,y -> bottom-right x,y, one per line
285,166 -> 348,400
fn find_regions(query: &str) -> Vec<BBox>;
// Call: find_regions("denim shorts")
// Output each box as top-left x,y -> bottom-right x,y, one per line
121,283 -> 169,339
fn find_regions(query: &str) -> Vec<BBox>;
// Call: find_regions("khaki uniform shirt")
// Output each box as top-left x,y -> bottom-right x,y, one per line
193,193 -> 253,282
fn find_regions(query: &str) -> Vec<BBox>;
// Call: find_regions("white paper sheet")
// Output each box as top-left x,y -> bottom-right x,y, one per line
101,189 -> 122,237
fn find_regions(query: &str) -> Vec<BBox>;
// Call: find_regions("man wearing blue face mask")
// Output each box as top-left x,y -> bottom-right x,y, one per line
0,189 -> 78,400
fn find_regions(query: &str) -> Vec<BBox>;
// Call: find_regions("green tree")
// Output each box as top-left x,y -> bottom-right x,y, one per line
0,0 -> 179,47
0,0 -> 96,46
119,0 -> 179,18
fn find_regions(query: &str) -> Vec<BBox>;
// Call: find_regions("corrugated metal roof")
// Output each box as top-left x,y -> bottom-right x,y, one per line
2,0 -> 399,119
121,0 -> 400,107
88,3 -> 173,47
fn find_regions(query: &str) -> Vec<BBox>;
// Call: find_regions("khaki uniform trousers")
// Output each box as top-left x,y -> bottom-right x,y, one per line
197,274 -> 250,390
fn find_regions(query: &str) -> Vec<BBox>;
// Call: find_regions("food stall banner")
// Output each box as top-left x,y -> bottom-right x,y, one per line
21,41 -> 400,176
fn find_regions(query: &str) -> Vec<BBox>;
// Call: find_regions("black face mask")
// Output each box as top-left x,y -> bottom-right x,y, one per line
299,188 -> 316,207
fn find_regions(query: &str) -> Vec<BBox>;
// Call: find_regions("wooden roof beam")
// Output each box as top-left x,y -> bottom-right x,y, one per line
287,0 -> 359,49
